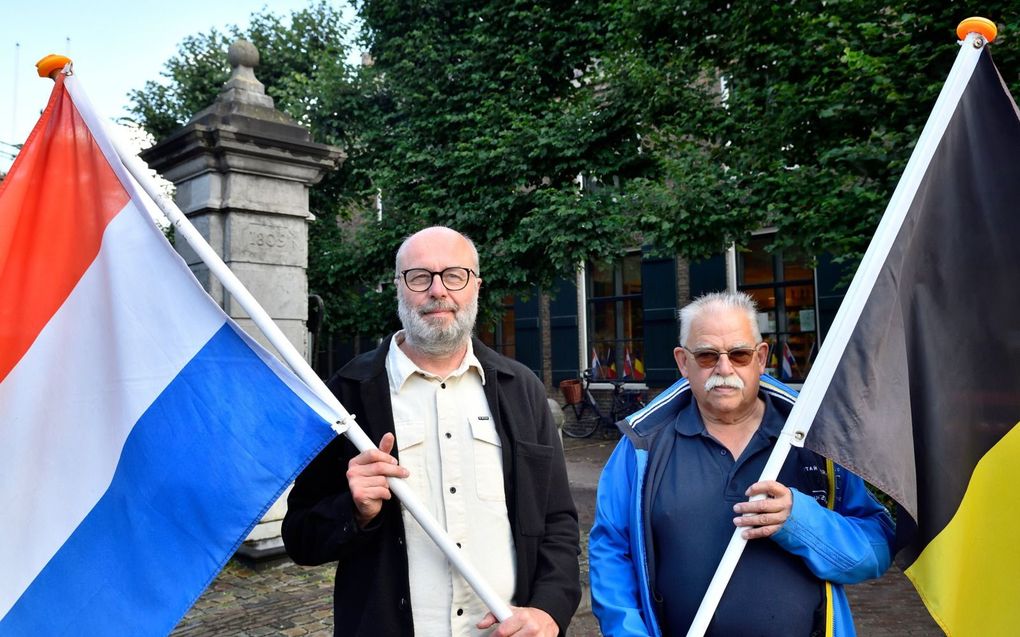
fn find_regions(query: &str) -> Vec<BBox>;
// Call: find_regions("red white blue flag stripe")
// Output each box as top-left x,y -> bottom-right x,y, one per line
0,72 -> 335,635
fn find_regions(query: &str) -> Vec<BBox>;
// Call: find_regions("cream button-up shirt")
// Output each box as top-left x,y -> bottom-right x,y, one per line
386,333 -> 516,636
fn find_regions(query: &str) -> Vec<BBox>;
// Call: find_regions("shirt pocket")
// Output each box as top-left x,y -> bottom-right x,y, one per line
469,416 -> 505,501
394,419 -> 426,493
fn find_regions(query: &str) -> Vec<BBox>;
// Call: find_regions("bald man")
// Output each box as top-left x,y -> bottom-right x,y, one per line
284,227 -> 580,637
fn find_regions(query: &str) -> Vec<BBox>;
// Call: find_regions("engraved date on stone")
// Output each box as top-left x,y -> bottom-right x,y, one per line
246,227 -> 293,252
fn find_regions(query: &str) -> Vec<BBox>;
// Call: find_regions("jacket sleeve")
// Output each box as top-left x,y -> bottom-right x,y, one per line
282,374 -> 388,566
772,467 -> 895,585
281,432 -> 385,565
589,439 -> 654,637
517,379 -> 583,634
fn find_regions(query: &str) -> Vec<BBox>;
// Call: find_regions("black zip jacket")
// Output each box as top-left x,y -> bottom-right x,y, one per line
282,335 -> 581,636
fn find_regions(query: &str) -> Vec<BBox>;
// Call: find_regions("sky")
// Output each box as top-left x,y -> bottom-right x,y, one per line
1,0 -> 359,171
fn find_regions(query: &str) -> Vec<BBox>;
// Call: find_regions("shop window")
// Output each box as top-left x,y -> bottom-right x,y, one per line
738,234 -> 817,383
588,253 -> 645,380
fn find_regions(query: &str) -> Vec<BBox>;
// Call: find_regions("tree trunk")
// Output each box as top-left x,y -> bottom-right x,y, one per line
539,291 -> 552,391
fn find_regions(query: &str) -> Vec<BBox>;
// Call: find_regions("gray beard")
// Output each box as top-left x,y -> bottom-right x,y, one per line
397,293 -> 478,358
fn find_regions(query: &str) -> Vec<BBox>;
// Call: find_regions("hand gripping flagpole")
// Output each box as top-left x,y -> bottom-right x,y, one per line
42,58 -> 513,623
683,18 -> 996,637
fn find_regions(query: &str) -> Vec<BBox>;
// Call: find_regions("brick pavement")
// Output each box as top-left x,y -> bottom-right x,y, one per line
172,437 -> 943,636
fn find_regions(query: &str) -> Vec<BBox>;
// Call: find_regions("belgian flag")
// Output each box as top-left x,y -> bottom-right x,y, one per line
793,23 -> 1018,635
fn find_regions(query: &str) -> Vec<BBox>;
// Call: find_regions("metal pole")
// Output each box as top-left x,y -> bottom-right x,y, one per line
576,261 -> 588,374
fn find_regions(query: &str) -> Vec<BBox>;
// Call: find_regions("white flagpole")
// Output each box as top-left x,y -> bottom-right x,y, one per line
58,69 -> 514,623
685,25 -> 992,637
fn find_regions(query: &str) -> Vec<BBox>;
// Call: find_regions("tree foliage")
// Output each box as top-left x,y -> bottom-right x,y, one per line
129,0 -> 1020,342
606,1 -> 1020,262
352,0 -> 643,300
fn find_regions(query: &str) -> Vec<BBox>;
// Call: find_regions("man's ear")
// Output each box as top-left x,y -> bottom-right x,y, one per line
674,347 -> 690,378
756,341 -> 769,374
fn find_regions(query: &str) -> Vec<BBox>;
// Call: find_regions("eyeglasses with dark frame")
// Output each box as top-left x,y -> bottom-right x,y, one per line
399,267 -> 478,292
681,344 -> 763,369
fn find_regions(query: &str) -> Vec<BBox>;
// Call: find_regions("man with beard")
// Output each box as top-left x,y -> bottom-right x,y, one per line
589,292 -> 894,636
283,227 -> 580,637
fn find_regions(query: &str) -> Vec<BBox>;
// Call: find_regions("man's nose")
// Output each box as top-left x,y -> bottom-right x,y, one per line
715,352 -> 736,374
427,272 -> 448,296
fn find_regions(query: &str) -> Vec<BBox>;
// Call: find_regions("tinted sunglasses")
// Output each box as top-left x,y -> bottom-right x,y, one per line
681,345 -> 761,368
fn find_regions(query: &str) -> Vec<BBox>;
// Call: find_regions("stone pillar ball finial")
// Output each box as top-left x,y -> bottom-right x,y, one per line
228,39 -> 260,71
219,39 -> 272,107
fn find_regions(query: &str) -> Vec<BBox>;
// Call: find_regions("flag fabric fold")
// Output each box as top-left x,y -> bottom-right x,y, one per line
0,73 -> 336,635
780,341 -> 798,381
802,47 -> 1020,635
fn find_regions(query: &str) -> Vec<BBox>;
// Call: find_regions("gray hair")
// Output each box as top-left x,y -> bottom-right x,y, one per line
678,291 -> 761,346
394,226 -> 480,277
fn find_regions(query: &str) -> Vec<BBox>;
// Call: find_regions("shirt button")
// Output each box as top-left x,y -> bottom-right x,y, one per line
450,486 -> 457,494
720,449 -> 727,456
399,598 -> 409,611
445,432 -> 452,439
456,609 -> 464,616
456,542 -> 462,548
441,382 -> 447,389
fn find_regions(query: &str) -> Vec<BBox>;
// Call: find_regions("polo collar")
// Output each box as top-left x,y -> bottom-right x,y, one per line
674,389 -> 783,440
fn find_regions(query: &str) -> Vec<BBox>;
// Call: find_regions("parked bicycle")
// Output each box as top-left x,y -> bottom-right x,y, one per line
559,369 -> 647,438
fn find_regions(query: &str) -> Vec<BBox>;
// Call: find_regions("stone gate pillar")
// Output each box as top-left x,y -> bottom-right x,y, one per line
141,40 -> 343,560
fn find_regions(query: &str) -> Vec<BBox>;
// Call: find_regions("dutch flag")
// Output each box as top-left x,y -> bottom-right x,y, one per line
0,70 -> 336,635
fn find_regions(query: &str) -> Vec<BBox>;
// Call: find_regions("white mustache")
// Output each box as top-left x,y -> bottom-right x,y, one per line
705,374 -> 744,392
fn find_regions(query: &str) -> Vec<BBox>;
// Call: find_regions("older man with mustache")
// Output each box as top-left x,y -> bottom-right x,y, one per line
589,292 -> 895,637
283,227 -> 580,637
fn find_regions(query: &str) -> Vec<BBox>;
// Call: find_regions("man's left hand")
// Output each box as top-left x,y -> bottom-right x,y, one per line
476,606 -> 558,636
733,480 -> 793,539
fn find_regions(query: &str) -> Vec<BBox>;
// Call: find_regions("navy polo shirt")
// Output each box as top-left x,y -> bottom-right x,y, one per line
650,393 -> 826,636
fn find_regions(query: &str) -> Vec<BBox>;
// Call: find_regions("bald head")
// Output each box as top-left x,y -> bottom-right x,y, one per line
393,226 -> 481,360
395,227 -> 479,277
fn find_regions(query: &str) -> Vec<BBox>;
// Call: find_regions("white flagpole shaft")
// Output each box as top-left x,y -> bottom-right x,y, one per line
341,427 -> 515,621
685,435 -> 796,636
71,76 -> 512,622
685,33 -> 986,637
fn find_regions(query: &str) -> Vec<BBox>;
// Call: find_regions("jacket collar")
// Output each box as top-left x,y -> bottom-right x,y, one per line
623,374 -> 798,450
673,390 -> 787,441
385,331 -> 486,392
338,333 -> 518,384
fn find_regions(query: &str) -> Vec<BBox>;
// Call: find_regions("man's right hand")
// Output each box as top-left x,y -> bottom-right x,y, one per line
347,432 -> 409,527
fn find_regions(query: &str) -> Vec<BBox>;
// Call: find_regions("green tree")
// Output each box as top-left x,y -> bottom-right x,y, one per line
131,1 -> 1020,346
131,0 -> 646,342
127,2 -> 393,338
606,1 -> 1020,263
353,0 -> 644,303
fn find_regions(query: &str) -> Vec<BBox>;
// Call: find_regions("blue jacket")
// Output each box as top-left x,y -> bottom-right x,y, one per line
589,376 -> 895,637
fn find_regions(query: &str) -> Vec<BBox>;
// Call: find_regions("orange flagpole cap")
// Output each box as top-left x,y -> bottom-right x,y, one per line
957,17 -> 997,44
36,54 -> 72,79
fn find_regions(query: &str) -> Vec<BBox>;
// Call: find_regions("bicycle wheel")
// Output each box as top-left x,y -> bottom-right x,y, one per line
561,401 -> 601,438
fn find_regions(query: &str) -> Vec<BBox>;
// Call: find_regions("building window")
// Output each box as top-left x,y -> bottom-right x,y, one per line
738,234 -> 817,382
588,253 -> 645,379
478,295 -> 515,358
